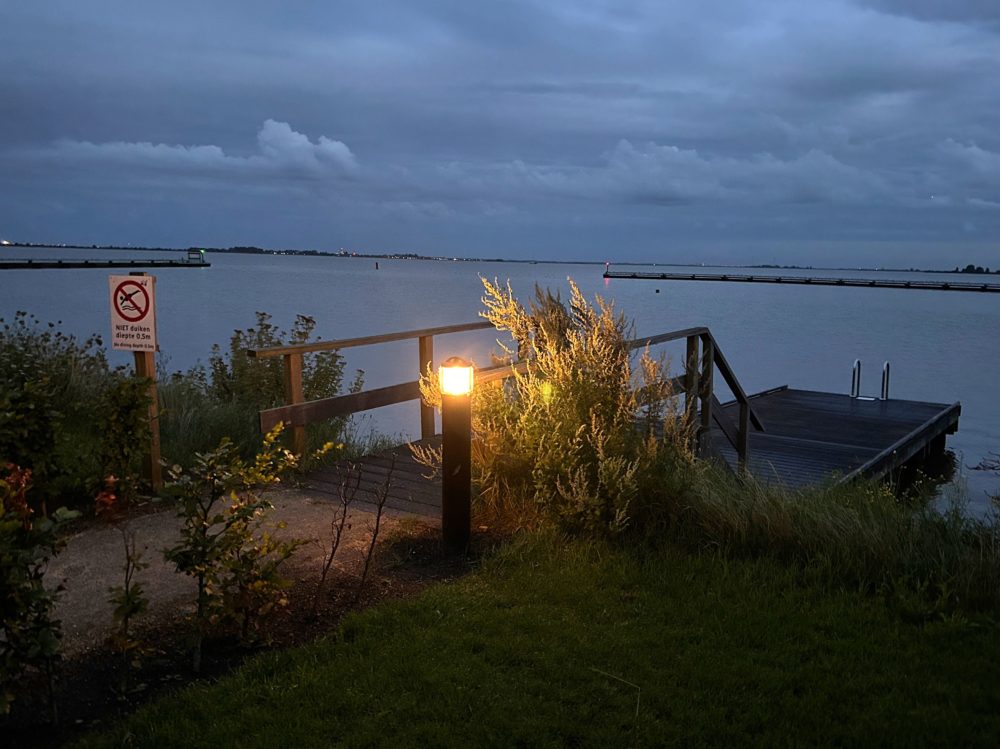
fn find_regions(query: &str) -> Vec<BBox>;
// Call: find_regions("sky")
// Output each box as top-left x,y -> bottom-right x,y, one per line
2,0 -> 999,266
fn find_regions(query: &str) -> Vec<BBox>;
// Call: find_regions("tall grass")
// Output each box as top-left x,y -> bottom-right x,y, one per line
671,467 -> 1000,613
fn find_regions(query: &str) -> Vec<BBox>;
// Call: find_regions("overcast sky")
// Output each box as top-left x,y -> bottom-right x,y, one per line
2,1 -> 999,266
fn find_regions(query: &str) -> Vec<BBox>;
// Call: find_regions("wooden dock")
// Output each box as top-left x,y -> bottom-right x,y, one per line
707,387 -> 960,487
0,257 -> 210,270
247,321 -> 961,520
604,270 -> 1000,293
300,386 -> 961,516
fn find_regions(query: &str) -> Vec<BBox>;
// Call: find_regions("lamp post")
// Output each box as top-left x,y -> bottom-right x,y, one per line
440,356 -> 473,552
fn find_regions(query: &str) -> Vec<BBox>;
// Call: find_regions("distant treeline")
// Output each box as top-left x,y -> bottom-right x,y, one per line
953,264 -> 999,275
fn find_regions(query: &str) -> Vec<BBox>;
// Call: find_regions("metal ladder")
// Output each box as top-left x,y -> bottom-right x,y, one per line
851,359 -> 890,400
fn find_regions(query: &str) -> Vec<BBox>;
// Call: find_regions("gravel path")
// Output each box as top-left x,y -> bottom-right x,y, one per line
45,487 -> 433,657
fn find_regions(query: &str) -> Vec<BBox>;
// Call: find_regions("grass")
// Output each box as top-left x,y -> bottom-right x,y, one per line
75,533 -> 1000,748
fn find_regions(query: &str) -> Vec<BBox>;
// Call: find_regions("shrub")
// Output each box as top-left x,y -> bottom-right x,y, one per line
0,311 -> 360,511
97,369 -> 152,505
164,312 -> 361,462
163,426 -> 304,670
207,312 -> 349,408
0,312 -> 112,508
0,464 -> 77,716
420,278 -> 696,537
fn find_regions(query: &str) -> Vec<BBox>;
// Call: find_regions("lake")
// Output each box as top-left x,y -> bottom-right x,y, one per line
2,246 -> 999,513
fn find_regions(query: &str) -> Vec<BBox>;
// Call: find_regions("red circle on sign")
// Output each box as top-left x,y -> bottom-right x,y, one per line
114,281 -> 150,323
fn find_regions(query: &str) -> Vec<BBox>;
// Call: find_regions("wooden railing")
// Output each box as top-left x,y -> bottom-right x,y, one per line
247,323 -> 764,470
629,327 -> 764,470
247,320 -> 492,454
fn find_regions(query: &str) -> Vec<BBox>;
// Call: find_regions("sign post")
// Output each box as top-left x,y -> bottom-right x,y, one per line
109,273 -> 162,490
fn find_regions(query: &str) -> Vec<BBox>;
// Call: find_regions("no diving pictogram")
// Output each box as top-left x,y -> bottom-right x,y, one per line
114,280 -> 150,323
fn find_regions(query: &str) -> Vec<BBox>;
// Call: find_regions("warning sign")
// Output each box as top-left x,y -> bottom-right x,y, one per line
109,275 -> 157,351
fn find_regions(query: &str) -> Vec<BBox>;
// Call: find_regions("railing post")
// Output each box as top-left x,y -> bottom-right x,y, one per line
685,335 -> 700,428
419,335 -> 435,440
699,334 -> 714,456
738,401 -> 750,473
282,352 -> 306,455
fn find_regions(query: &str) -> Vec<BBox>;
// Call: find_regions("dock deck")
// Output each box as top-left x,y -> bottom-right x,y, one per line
306,438 -> 442,519
301,386 -> 961,516
709,388 -> 960,487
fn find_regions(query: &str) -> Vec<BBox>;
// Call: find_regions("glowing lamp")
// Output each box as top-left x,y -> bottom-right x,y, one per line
439,356 -> 473,552
440,357 -> 474,396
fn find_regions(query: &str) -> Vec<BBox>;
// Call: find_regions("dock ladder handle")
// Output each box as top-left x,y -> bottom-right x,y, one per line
851,359 -> 862,398
881,362 -> 890,400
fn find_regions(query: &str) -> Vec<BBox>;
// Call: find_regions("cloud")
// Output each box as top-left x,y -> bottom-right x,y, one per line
939,139 -> 1000,177
427,140 -> 892,208
35,120 -> 357,182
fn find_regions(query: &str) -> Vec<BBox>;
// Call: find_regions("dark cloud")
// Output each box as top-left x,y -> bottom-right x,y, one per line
1,0 -> 999,265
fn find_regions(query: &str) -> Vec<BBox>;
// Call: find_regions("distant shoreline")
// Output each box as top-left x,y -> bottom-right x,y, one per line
2,242 -> 998,276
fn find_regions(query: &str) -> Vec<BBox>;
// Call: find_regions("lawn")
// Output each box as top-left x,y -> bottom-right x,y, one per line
76,534 -> 1000,748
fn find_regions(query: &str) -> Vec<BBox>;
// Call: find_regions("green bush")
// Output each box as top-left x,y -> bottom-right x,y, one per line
162,312 -> 360,464
420,278 -> 696,537
163,426 -> 303,670
0,464 -> 77,715
0,312 -> 112,508
207,312 -> 349,408
0,311 -> 361,511
97,369 -> 153,505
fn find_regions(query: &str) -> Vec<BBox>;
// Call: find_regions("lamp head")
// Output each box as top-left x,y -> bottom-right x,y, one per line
440,356 -> 474,396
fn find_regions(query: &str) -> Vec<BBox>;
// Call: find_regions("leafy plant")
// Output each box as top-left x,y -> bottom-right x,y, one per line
0,312 -> 111,509
163,426 -> 303,670
176,311 -> 362,460
97,369 -> 152,502
0,463 -> 78,717
420,279 -> 696,537
207,312 -> 349,408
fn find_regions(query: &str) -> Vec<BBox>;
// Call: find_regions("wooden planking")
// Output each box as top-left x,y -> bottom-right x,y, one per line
709,389 -> 959,487
303,439 -> 442,519
709,430 -> 879,487
718,390 -> 957,449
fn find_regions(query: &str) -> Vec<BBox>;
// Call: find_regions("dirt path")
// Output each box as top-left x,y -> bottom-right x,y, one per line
46,487 -> 435,657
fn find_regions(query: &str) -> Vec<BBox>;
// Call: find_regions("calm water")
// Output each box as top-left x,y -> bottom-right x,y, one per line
2,247 -> 999,513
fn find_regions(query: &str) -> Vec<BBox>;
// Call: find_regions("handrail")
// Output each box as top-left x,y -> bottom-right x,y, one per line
252,321 -> 762,470
629,326 -> 709,349
704,331 -> 765,432
246,320 -> 493,359
248,320 -> 492,452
